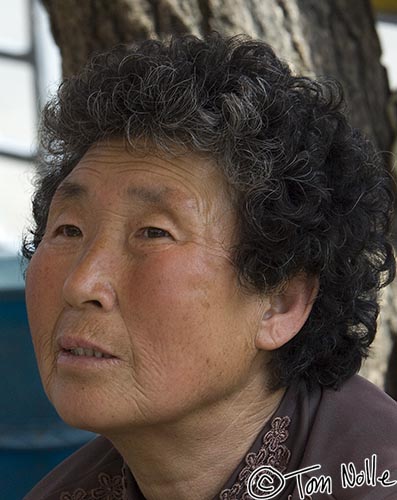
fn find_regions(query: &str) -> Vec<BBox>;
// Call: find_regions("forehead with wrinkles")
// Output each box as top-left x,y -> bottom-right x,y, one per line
50,139 -> 236,230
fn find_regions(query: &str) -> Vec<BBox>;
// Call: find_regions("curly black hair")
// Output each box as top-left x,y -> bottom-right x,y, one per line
23,33 -> 395,391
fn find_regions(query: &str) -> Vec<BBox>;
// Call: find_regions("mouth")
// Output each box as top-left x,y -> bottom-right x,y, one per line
62,347 -> 113,359
57,337 -> 119,365
57,345 -> 120,371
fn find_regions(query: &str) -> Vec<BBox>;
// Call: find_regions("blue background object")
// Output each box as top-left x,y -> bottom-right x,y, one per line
0,257 -> 94,499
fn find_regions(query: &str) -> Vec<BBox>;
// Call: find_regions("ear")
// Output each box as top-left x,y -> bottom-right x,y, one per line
255,274 -> 319,351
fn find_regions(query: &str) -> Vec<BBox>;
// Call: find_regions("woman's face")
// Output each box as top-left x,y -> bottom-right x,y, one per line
25,139 -> 269,434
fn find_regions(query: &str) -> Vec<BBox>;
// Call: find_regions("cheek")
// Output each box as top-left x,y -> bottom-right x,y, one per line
121,246 -> 244,373
125,246 -> 223,326
25,248 -> 64,356
135,243 -> 234,301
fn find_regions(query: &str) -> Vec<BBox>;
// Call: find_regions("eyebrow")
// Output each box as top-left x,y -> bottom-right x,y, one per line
126,186 -> 170,205
53,180 -> 193,213
53,181 -> 88,202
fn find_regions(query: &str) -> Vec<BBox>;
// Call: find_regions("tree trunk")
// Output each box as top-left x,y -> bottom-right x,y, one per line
41,0 -> 397,398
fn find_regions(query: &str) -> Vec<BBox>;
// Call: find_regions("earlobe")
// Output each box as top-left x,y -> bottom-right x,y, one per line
255,274 -> 319,351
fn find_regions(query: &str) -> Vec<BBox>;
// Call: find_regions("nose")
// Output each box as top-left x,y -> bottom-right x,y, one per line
62,239 -> 118,311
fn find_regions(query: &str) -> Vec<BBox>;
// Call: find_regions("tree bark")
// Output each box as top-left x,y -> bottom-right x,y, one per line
41,0 -> 397,398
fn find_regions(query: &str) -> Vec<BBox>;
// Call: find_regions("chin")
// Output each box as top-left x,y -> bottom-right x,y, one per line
53,400 -> 102,433
47,382 -> 113,433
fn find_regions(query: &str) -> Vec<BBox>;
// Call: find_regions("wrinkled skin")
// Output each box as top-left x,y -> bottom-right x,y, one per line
25,139 -> 272,435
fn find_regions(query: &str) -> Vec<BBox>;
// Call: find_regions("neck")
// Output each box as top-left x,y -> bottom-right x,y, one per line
108,372 -> 285,500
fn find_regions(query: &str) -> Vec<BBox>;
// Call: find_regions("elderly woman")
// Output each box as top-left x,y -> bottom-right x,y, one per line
24,34 -> 396,500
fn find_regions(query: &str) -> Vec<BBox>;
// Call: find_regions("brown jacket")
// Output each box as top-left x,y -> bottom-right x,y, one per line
24,375 -> 397,500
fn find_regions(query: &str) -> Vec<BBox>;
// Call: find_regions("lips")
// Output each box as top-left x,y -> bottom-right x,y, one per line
65,347 -> 113,359
58,337 -> 117,359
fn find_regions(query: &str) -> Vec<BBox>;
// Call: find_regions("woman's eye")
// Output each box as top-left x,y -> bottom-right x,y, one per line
140,227 -> 172,239
55,225 -> 82,238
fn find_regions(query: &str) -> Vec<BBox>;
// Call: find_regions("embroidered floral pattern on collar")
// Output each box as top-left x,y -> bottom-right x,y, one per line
59,417 -> 291,500
60,472 -> 124,500
219,416 -> 291,500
